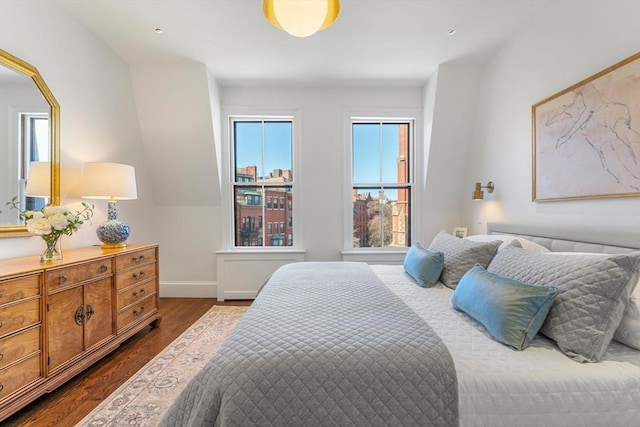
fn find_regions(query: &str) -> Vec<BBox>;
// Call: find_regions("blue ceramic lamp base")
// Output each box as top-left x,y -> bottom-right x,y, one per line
97,200 -> 130,249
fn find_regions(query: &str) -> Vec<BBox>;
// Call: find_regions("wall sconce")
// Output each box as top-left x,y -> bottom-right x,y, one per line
472,181 -> 495,201
81,162 -> 137,248
263,0 -> 340,37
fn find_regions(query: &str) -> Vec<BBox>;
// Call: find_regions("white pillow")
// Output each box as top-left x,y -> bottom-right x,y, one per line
465,234 -> 550,253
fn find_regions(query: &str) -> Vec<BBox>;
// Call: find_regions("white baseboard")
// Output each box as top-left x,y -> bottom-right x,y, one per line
159,281 -> 218,298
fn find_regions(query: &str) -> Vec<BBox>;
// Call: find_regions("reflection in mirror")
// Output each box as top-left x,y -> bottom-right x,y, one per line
0,49 -> 59,237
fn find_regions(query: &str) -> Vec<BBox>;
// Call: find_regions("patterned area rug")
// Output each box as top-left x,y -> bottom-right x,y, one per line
77,305 -> 247,426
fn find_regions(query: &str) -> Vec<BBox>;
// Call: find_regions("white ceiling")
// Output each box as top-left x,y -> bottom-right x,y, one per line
60,0 -> 550,86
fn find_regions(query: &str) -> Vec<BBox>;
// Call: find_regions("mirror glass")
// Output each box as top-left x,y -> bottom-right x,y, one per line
0,49 -> 59,237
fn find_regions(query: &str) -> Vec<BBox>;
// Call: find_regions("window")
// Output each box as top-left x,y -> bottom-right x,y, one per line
21,113 -> 49,212
232,118 -> 294,247
351,120 -> 413,248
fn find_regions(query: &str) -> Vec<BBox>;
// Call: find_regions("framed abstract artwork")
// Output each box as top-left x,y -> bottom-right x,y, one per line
532,52 -> 640,201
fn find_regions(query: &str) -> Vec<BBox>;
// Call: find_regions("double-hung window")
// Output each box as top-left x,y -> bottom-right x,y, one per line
351,119 -> 413,248
231,118 -> 294,247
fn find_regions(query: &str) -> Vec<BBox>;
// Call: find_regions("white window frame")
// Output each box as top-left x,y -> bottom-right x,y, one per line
342,111 -> 422,260
220,111 -> 303,251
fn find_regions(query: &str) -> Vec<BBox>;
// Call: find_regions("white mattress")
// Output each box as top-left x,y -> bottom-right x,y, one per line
371,265 -> 640,427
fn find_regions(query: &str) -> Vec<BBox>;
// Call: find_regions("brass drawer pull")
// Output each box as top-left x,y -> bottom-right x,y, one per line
0,293 -> 3,299
133,306 -> 145,316
99,265 -> 108,273
132,255 -> 146,263
0,384 -> 3,392
0,322 -> 3,328
133,271 -> 146,280
86,304 -> 95,321
58,275 -> 67,285
132,289 -> 146,298
0,353 -> 3,361
75,306 -> 85,325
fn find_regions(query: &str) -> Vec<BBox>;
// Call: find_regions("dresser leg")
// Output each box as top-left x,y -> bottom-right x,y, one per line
150,315 -> 162,328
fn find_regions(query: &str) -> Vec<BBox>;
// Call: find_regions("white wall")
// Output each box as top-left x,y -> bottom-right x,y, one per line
0,0 -> 155,259
129,64 -> 221,291
464,0 -> 640,235
422,63 -> 483,242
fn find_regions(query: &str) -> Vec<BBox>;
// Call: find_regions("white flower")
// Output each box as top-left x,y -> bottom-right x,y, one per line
43,205 -> 69,218
7,198 -> 94,241
24,210 -> 43,220
26,217 -> 52,235
48,213 -> 70,230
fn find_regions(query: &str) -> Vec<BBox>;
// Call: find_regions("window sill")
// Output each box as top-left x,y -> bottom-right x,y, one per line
341,249 -> 407,265
216,248 -> 306,256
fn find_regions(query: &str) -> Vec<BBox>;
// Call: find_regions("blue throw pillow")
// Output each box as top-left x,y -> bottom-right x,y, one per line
452,264 -> 558,350
403,243 -> 444,288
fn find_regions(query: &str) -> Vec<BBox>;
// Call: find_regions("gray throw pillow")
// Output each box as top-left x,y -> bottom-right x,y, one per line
488,245 -> 640,362
428,230 -> 501,289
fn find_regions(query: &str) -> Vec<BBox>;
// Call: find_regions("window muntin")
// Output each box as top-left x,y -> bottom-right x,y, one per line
232,119 -> 294,247
351,121 -> 412,249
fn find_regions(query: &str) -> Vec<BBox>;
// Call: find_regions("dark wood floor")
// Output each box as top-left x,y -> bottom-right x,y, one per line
4,298 -> 251,427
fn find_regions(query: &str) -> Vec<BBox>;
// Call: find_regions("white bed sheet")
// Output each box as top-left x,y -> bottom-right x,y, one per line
372,265 -> 640,427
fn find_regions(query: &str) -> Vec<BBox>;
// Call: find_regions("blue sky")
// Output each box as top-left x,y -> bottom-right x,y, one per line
352,123 -> 401,184
235,121 -> 292,178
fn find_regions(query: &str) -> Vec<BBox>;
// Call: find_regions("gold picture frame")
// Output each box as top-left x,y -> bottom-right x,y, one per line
532,52 -> 640,202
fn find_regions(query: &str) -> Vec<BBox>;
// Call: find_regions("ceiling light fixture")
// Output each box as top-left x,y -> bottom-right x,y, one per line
447,29 -> 456,36
154,28 -> 163,34
263,0 -> 340,38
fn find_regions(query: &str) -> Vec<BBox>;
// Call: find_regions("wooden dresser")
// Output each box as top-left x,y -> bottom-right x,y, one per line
0,243 -> 160,421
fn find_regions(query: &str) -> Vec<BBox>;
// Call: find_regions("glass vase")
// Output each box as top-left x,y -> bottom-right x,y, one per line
41,235 -> 62,262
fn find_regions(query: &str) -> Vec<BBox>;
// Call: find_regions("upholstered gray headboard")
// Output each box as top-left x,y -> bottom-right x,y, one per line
487,222 -> 640,254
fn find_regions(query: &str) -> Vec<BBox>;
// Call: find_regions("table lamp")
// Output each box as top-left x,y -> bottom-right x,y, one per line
25,161 -> 51,197
81,162 -> 137,248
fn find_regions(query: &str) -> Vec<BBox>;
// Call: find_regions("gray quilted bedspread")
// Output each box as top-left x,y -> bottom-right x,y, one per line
160,262 -> 458,426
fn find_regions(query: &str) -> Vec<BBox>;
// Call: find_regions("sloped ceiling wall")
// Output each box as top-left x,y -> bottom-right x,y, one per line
130,63 -> 221,206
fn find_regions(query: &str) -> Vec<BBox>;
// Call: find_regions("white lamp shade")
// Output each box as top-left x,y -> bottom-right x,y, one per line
81,162 -> 137,200
25,161 -> 51,197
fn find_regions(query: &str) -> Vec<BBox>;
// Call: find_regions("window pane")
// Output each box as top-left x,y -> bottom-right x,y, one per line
352,186 -> 410,248
389,187 -> 410,247
234,186 -> 263,247
264,186 -> 293,247
263,121 -> 293,182
352,123 -> 381,184
234,121 -> 262,182
352,188 -> 375,248
381,123 -> 409,184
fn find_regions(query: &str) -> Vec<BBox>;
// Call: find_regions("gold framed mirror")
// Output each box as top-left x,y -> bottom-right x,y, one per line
0,49 -> 59,237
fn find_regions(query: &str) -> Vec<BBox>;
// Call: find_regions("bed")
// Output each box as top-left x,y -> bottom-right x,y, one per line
161,223 -> 640,427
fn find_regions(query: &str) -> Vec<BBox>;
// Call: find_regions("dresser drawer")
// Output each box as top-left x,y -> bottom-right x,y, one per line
116,279 -> 157,310
115,248 -> 156,271
115,263 -> 156,291
0,299 -> 40,338
0,275 -> 40,305
117,295 -> 157,332
45,260 -> 111,291
0,353 -> 41,401
0,327 -> 40,370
